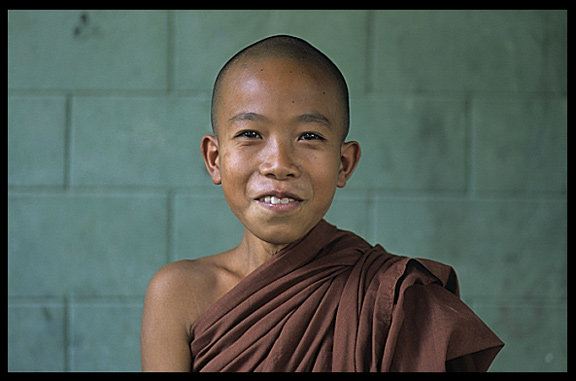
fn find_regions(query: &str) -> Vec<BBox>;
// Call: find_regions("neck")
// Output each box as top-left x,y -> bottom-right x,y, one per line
234,228 -> 290,277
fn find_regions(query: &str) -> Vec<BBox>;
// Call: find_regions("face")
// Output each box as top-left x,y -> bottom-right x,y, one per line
203,57 -> 360,246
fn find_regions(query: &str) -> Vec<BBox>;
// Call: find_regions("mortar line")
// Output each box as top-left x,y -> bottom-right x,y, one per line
464,92 -> 475,199
167,10 -> 175,94
166,190 -> 175,264
64,294 -> 74,371
64,95 -> 73,189
364,10 -> 374,95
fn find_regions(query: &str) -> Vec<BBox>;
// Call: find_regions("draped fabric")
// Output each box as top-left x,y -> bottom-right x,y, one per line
190,220 -> 503,372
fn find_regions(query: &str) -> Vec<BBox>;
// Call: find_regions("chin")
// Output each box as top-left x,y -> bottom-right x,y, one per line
253,225 -> 306,246
246,215 -> 321,247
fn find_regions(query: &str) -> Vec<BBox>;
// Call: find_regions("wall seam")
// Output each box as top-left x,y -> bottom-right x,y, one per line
364,10 -> 374,95
64,95 -> 73,189
167,10 -> 175,94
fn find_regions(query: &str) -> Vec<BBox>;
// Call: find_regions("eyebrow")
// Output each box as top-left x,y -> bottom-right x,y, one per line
295,113 -> 331,126
228,112 -> 269,123
228,112 -> 331,127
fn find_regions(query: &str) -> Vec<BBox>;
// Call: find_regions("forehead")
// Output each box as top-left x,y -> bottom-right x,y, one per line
218,56 -> 342,114
226,55 -> 336,87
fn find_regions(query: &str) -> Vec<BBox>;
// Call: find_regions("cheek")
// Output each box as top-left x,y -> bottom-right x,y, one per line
220,155 -> 252,221
308,154 -> 341,197
219,147 -> 260,212
312,151 -> 341,180
219,151 -> 244,196
220,148 -> 249,179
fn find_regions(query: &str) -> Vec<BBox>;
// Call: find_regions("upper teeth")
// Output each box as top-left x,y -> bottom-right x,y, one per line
260,196 -> 296,204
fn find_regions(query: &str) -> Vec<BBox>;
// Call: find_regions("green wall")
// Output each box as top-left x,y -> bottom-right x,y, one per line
8,10 -> 566,371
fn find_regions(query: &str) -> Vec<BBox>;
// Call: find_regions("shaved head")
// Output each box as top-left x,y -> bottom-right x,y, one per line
211,35 -> 350,140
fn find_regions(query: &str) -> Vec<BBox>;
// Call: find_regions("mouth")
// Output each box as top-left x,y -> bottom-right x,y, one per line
254,192 -> 304,211
257,195 -> 297,204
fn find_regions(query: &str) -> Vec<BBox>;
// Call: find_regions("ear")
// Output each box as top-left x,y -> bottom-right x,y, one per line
201,135 -> 222,185
337,141 -> 361,188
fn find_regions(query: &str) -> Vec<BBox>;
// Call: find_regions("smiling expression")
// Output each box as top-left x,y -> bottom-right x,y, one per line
203,56 -> 359,246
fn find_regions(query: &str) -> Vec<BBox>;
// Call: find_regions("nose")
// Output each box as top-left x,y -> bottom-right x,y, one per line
259,138 -> 300,180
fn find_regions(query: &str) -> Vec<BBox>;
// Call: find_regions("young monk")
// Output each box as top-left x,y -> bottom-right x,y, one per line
141,35 -> 504,372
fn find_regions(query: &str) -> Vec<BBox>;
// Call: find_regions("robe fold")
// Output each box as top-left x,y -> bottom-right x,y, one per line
190,220 -> 503,372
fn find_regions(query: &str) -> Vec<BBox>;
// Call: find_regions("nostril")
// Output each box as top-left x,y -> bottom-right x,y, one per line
262,167 -> 298,181
257,137 -> 301,180
260,161 -> 299,180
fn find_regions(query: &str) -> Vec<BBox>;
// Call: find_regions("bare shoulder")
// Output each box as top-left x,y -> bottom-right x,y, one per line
148,258 -> 215,290
144,258 -> 221,326
141,256 -> 228,371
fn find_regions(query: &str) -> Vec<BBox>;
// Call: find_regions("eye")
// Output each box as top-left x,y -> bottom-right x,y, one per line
236,130 -> 262,139
299,132 -> 325,141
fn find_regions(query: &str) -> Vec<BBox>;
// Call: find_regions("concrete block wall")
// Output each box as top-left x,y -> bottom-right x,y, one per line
8,10 -> 566,371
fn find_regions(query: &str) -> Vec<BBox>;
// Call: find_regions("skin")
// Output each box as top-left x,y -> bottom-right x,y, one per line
141,56 -> 361,371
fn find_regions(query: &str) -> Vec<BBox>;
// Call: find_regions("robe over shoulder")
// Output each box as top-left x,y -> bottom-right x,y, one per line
190,220 -> 503,372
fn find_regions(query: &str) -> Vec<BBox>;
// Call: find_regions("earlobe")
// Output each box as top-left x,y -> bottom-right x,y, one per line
337,141 -> 361,188
201,135 -> 222,185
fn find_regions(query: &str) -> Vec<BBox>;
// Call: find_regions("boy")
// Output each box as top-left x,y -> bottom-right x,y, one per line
141,35 -> 503,372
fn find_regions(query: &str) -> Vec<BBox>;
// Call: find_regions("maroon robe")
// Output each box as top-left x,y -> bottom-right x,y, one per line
190,220 -> 503,372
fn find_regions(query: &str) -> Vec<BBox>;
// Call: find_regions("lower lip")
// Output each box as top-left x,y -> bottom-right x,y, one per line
254,199 -> 303,212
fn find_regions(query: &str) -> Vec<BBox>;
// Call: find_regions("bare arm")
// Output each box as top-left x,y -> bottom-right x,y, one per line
141,263 -> 197,372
